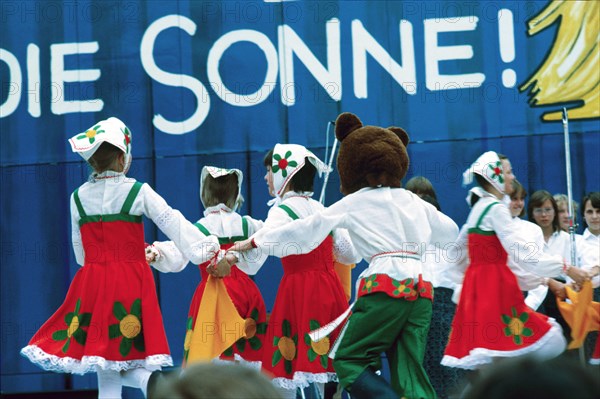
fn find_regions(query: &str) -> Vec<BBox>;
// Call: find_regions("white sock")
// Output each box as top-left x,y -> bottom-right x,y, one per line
97,369 -> 122,399
121,368 -> 152,398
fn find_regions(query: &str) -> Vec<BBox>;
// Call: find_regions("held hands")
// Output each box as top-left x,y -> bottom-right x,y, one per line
547,279 -> 567,300
565,265 -> 592,286
207,250 -> 237,278
145,245 -> 159,264
231,238 -> 254,252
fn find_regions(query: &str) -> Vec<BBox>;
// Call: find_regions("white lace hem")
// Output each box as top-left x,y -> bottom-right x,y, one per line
21,345 -> 172,375
211,355 -> 262,370
272,372 -> 338,389
440,319 -> 565,370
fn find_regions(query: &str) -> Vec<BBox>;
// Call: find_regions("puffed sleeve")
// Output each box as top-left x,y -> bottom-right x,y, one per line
70,193 -> 85,266
524,285 -> 548,310
332,228 -> 362,265
252,200 -> 349,259
493,205 -> 563,279
149,241 -> 189,273
437,223 -> 469,288
139,184 -> 220,265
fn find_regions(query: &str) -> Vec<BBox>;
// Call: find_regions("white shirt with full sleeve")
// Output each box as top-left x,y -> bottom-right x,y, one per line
239,191 -> 359,274
546,230 -> 598,272
525,229 -> 600,308
252,187 -> 458,284
582,228 -> 600,287
70,171 -> 219,266
151,203 -> 265,274
443,194 -> 566,293
509,218 -> 548,290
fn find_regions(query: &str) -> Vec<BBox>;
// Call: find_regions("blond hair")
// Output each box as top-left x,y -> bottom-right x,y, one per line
201,173 -> 239,209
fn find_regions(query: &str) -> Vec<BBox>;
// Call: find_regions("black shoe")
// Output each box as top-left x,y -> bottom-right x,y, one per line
347,369 -> 399,399
147,370 -> 165,399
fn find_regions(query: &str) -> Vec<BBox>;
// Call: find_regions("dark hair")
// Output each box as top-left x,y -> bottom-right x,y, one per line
463,356 -> 599,399
497,153 -> 508,161
528,190 -> 560,232
201,173 -> 239,209
289,158 -> 316,192
581,192 -> 600,228
263,149 -> 273,168
510,180 -> 527,217
421,194 -> 441,211
88,142 -> 123,173
405,176 -> 438,200
154,363 -> 283,399
475,174 -> 493,192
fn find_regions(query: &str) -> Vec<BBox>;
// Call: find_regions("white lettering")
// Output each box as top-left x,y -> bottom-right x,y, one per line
207,29 -> 278,107
352,19 -> 416,98
278,18 -> 341,106
140,14 -> 209,135
0,48 -> 22,118
50,42 -> 103,115
424,16 -> 485,90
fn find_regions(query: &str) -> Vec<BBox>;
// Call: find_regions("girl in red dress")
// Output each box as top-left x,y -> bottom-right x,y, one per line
220,144 -> 357,399
442,151 -> 588,370
21,117 -> 220,399
147,166 -> 267,368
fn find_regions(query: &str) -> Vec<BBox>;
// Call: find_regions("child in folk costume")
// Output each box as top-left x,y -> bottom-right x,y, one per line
146,166 -> 267,367
217,143 -> 356,399
441,151 -> 591,371
227,113 -> 459,399
21,118 -> 221,399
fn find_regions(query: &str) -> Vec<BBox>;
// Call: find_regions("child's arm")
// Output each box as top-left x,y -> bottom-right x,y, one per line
238,200 -> 349,259
70,193 -> 84,266
494,205 -> 589,284
139,184 -> 220,265
146,241 -> 189,273
332,228 -> 361,265
228,216 -> 268,275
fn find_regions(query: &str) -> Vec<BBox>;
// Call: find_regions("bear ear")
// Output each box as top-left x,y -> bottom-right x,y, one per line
388,127 -> 409,147
335,112 -> 363,141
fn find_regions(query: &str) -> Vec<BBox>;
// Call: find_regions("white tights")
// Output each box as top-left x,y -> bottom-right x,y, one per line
96,369 -> 122,399
121,368 -> 152,398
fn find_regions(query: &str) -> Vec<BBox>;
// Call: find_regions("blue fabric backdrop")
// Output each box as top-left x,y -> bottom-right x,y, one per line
1,1 -> 598,396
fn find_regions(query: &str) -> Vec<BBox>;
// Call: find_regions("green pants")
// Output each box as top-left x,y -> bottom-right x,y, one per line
333,293 -> 436,399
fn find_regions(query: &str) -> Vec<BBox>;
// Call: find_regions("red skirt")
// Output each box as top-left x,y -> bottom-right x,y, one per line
442,233 -> 559,369
263,236 -> 348,389
21,260 -> 172,374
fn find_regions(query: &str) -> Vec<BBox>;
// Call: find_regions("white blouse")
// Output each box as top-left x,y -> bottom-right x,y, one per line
251,187 -> 458,283
70,171 -> 219,266
151,203 -> 265,274
443,194 -> 565,289
238,191 -> 359,275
